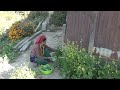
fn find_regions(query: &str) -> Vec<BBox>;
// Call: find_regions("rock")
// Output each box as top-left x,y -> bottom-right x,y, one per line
19,41 -> 31,52
42,11 -> 54,30
42,21 -> 47,30
62,24 -> 66,30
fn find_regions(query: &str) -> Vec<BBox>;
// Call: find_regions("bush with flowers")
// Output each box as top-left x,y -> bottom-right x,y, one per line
8,21 -> 25,41
8,11 -> 49,42
8,20 -> 35,41
54,41 -> 120,79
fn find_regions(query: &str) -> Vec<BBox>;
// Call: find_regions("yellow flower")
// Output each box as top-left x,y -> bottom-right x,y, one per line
8,21 -> 24,41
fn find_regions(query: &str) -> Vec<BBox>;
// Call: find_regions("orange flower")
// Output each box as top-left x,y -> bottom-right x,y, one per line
8,21 -> 25,41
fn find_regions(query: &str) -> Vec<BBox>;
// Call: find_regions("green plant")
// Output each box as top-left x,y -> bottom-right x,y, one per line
27,11 -> 48,26
28,11 -> 48,20
95,60 -> 120,79
20,21 -> 35,36
19,11 -> 48,34
40,64 -> 53,71
55,41 -> 120,79
49,11 -> 67,27
10,63 -> 35,79
0,38 -> 19,63
2,44 -> 18,62
0,33 -> 8,42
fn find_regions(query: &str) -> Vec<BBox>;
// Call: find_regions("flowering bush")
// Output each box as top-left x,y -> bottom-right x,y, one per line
8,11 -> 49,41
8,21 -> 25,41
55,41 -> 120,79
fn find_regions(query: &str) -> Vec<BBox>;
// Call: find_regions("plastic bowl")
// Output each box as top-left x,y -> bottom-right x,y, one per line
39,64 -> 54,75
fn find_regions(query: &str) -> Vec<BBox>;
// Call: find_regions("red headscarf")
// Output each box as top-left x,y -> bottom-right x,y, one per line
35,34 -> 47,44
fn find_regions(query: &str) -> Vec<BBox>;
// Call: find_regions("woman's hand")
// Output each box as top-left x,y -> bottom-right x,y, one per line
50,52 -> 56,57
44,57 -> 52,59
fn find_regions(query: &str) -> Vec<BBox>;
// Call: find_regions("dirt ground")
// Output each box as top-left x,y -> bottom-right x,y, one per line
0,30 -> 64,79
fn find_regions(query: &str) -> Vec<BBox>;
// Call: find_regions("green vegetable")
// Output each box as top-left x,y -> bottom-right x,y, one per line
40,64 -> 53,71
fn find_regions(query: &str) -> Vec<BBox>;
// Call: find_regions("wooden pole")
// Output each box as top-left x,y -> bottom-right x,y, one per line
14,20 -> 44,50
88,11 -> 99,54
62,24 -> 66,47
13,36 -> 29,49
34,20 -> 43,32
17,30 -> 43,50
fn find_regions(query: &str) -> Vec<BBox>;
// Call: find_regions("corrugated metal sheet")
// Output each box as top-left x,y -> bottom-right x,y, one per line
65,11 -> 96,49
94,11 -> 120,51
65,11 -> 120,59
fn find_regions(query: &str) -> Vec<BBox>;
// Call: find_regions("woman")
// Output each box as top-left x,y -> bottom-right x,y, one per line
30,34 -> 56,65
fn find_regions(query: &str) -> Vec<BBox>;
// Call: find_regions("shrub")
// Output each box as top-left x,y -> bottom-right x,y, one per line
55,41 -> 120,79
20,20 -> 35,36
0,38 -> 19,63
10,63 -> 35,79
27,11 -> 48,26
19,11 -> 48,34
28,11 -> 48,20
8,21 -> 25,41
49,11 -> 67,27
